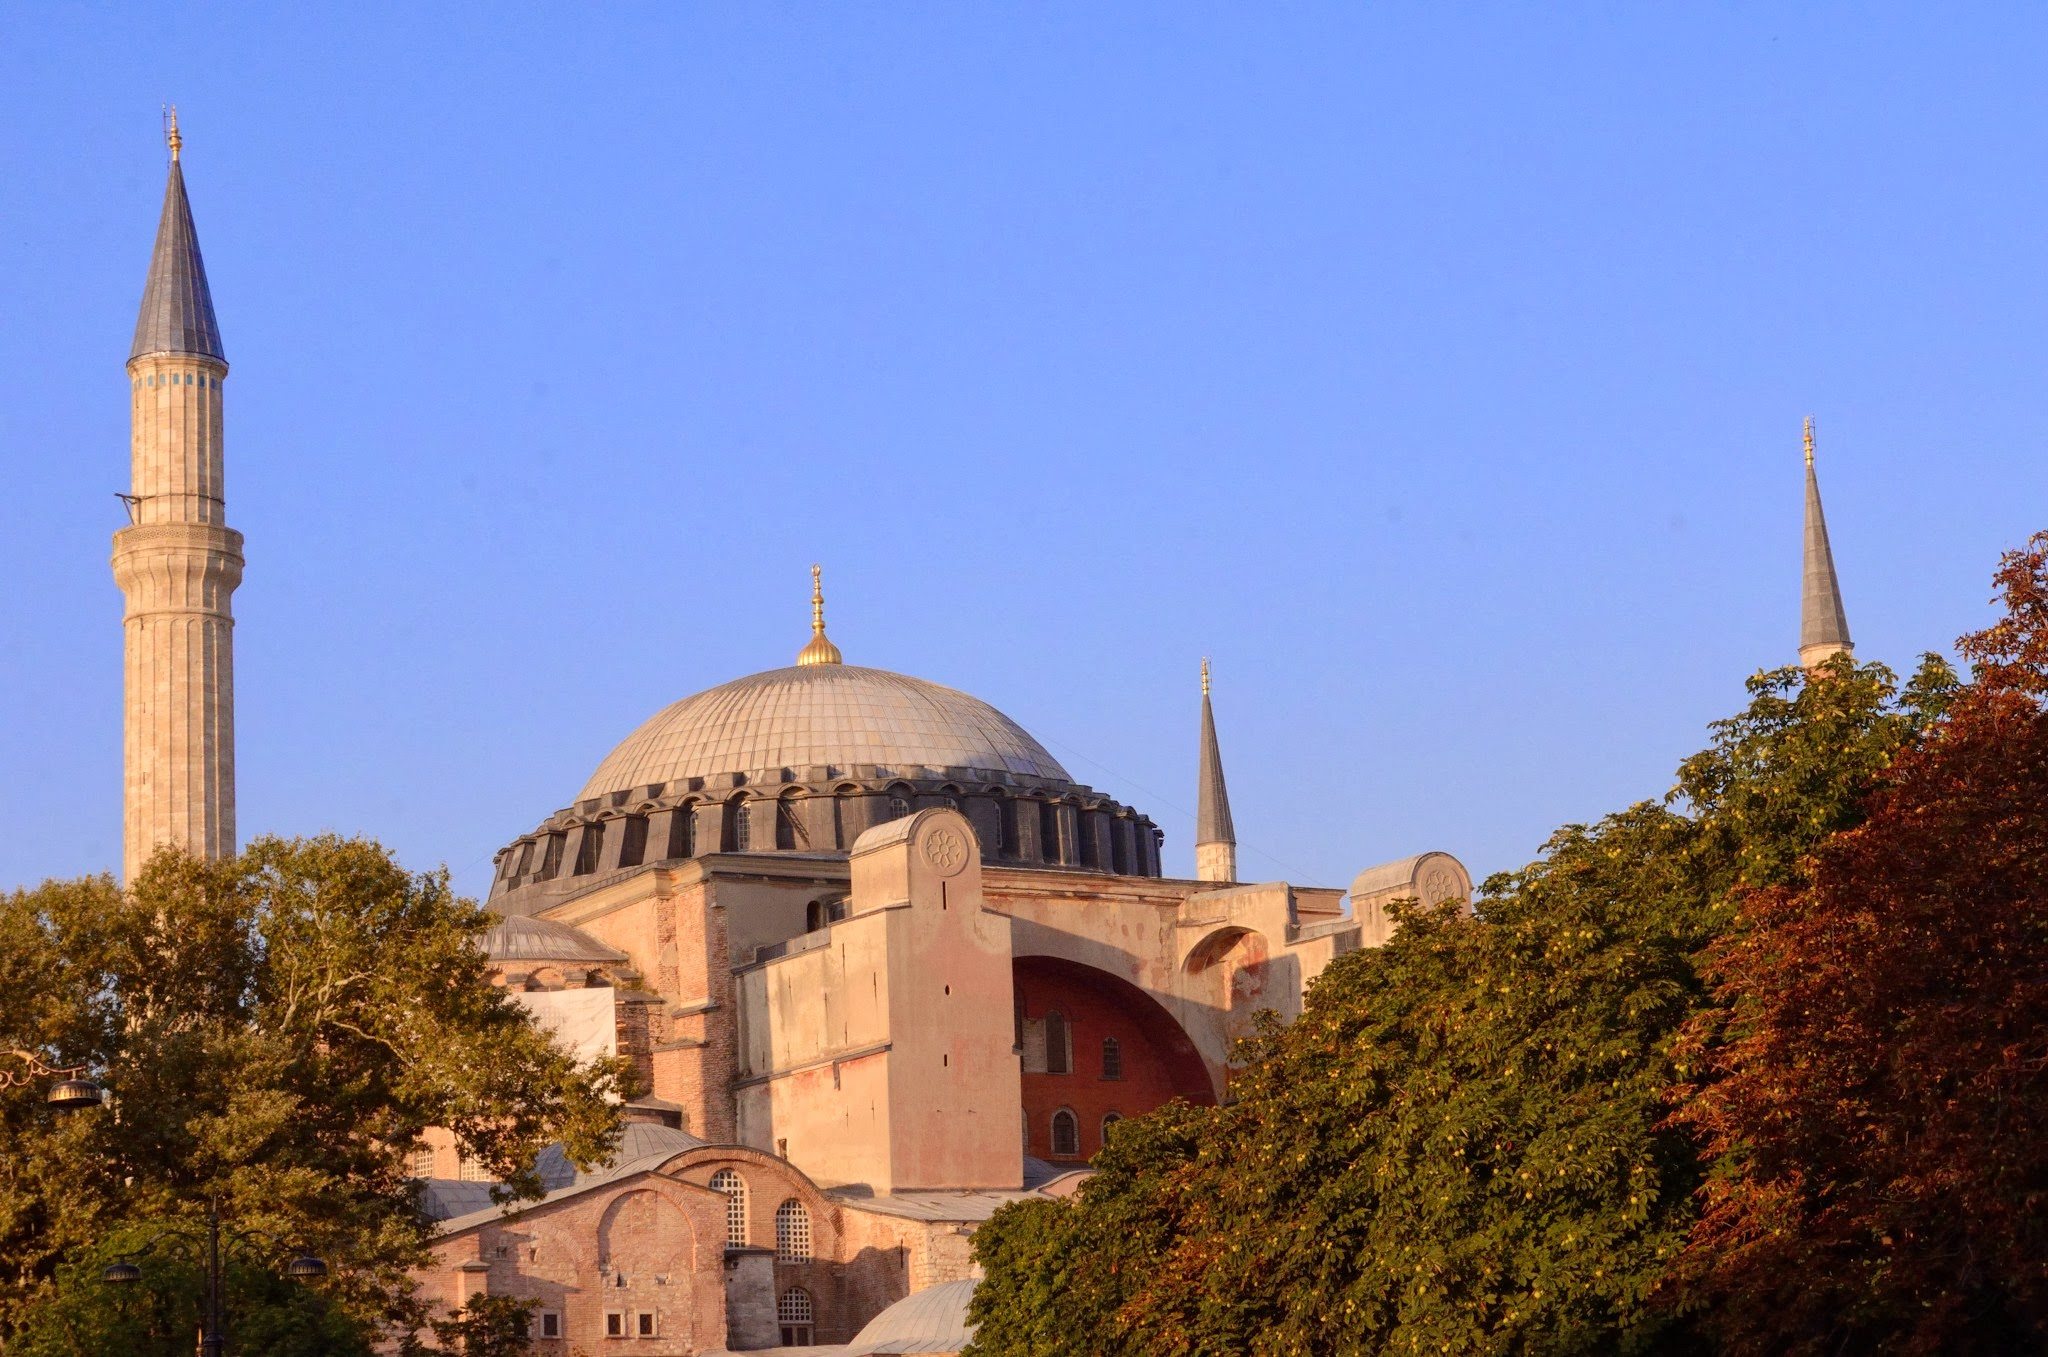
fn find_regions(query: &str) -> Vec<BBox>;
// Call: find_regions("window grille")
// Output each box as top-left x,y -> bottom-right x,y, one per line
1044,1010 -> 1070,1075
711,1169 -> 748,1246
776,1199 -> 812,1262
457,1153 -> 491,1182
778,1287 -> 815,1345
1101,1037 -> 1122,1080
1051,1108 -> 1080,1158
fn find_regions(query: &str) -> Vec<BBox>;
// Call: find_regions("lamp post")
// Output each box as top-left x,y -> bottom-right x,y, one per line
102,1199 -> 327,1357
0,1049 -> 104,1108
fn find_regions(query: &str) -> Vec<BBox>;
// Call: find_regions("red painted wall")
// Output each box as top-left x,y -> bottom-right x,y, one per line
1014,960 -> 1214,1164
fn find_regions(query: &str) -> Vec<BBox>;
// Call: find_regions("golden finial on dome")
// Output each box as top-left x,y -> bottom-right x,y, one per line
1804,415 -> 1815,469
796,563 -> 844,666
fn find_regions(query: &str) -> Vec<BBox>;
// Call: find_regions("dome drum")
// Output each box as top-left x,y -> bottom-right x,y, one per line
489,770 -> 1162,912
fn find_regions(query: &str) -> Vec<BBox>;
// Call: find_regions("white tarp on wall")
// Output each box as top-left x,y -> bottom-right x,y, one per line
512,987 -> 618,1064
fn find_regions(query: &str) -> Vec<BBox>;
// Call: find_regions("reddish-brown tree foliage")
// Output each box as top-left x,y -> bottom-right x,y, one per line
1670,533 -> 2048,1354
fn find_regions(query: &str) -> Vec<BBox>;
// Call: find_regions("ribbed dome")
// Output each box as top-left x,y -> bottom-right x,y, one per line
577,665 -> 1070,802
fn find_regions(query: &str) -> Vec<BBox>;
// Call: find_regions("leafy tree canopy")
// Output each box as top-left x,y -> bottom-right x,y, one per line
1672,533 -> 2048,1354
969,650 -> 1951,1357
0,835 -> 628,1353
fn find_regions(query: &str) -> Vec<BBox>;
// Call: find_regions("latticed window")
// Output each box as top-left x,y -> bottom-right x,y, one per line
727,798 -> 751,852
1051,1108 -> 1080,1158
711,1169 -> 748,1246
1044,1010 -> 1070,1075
778,1287 -> 815,1345
775,1199 -> 812,1262
886,786 -> 913,821
1101,1036 -> 1122,1080
457,1153 -> 491,1182
406,1146 -> 436,1179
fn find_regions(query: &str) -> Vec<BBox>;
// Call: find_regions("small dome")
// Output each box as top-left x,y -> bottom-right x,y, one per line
847,1278 -> 978,1354
533,1120 -> 707,1190
578,665 -> 1070,802
481,915 -> 627,965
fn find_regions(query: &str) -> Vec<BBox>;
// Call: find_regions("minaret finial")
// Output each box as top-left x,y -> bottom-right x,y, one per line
1201,656 -> 1211,697
165,105 -> 182,163
1804,414 -> 1815,469
796,563 -> 844,666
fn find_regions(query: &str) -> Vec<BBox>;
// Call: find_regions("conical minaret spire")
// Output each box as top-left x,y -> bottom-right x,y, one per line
113,112 -> 244,880
1194,658 -> 1237,883
1798,417 -> 1853,670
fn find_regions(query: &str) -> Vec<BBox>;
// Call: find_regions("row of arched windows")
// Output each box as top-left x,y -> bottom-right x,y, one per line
707,1169 -> 813,1262
1045,1107 -> 1123,1159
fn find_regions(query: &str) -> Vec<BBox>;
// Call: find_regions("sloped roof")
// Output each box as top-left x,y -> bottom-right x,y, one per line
480,913 -> 628,965
132,161 -> 224,362
428,1121 -> 708,1233
845,1278 -> 978,1355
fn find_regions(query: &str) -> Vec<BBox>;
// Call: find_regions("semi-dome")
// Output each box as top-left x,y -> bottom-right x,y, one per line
579,664 -> 1070,801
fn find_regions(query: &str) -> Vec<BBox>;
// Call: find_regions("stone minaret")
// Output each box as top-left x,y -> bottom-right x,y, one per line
1194,658 -> 1237,883
113,111 -> 243,881
1798,416 -> 1853,670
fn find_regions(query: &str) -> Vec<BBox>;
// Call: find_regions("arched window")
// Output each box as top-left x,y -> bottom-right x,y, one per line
1109,819 -> 1129,875
833,786 -> 858,848
710,1169 -> 748,1246
670,802 -> 697,859
778,1287 -> 814,1345
1050,1108 -> 1080,1158
1076,811 -> 1100,868
995,792 -> 1019,857
724,796 -> 750,853
775,794 -> 803,850
885,784 -> 913,821
775,1199 -> 812,1263
806,899 -> 828,932
1044,1010 -> 1070,1075
1038,801 -> 1062,863
1102,1111 -> 1123,1140
1101,1037 -> 1122,1081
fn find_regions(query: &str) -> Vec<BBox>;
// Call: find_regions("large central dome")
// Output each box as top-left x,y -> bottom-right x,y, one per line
578,664 -> 1071,801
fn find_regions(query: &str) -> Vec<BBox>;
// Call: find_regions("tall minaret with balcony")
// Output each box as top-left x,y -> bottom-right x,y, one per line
112,111 -> 244,880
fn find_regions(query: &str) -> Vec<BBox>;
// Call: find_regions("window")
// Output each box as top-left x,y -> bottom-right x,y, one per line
778,1287 -> 814,1345
636,1313 -> 656,1337
725,797 -> 750,852
1102,1112 -> 1123,1140
669,803 -> 697,859
1038,801 -> 1062,862
1110,821 -> 1130,874
775,1199 -> 812,1262
539,1312 -> 561,1339
406,1146 -> 436,1179
1076,812 -> 1100,868
1051,1108 -> 1080,1158
605,1312 -> 624,1337
457,1153 -> 491,1182
775,795 -> 804,850
806,899 -> 828,932
711,1169 -> 747,1246
1044,1010 -> 1070,1075
995,794 -> 1019,856
1101,1037 -> 1122,1080
885,785 -> 913,821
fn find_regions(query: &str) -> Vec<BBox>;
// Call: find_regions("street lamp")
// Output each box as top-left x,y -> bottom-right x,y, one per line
101,1199 -> 329,1357
1,1049 -> 104,1109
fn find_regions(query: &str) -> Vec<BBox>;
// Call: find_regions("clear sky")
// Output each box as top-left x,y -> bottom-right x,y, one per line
4,6 -> 2044,900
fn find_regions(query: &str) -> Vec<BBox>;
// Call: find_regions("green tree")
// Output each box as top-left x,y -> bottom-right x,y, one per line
0,835 -> 627,1351
969,655 -> 1950,1356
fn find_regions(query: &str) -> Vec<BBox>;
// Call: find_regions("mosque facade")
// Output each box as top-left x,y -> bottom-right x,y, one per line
110,131 -> 1851,1354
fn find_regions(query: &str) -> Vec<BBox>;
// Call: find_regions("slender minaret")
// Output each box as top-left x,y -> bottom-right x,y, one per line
1798,416 -> 1853,671
1194,658 -> 1237,883
113,110 -> 243,881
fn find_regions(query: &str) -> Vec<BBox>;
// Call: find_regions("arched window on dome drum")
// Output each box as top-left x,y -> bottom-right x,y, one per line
1109,819 -> 1129,875
724,797 -> 750,853
885,784 -> 913,822
995,793 -> 1018,857
1076,811 -> 1100,869
1050,1108 -> 1080,1158
778,1288 -> 814,1345
1044,1010 -> 1071,1075
775,1199 -> 812,1262
1101,1036 -> 1122,1080
669,803 -> 696,859
710,1169 -> 747,1245
1038,801 -> 1062,864
775,795 -> 803,850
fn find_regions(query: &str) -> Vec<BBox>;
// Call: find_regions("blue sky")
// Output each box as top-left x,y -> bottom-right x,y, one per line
3,6 -> 2043,899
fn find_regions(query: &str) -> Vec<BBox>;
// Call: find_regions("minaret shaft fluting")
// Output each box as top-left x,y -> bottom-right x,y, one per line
114,114 -> 242,881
